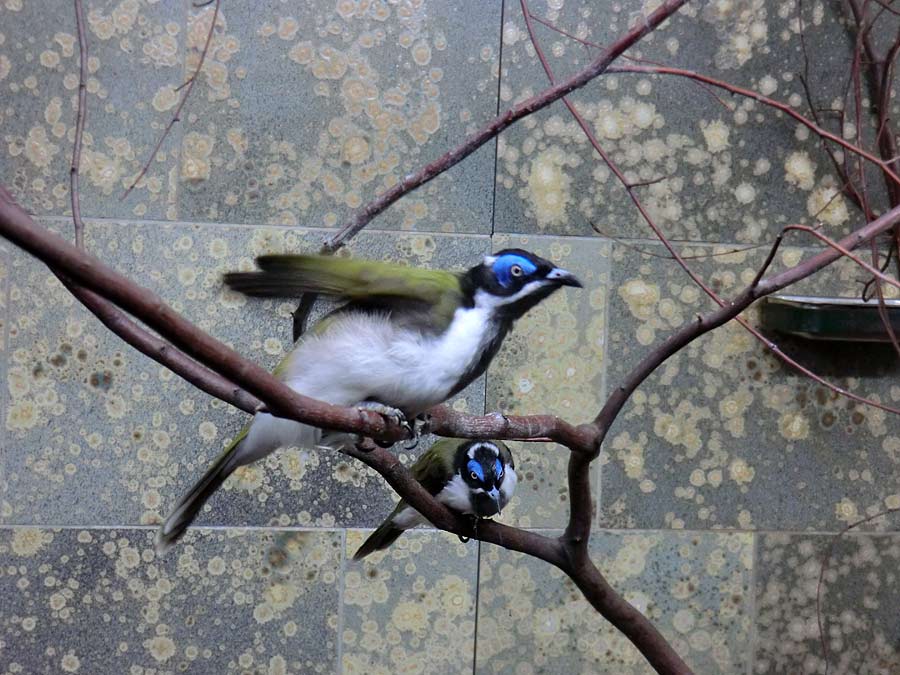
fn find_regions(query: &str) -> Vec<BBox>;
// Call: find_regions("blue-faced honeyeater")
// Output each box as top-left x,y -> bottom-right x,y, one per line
157,250 -> 580,551
354,437 -> 517,559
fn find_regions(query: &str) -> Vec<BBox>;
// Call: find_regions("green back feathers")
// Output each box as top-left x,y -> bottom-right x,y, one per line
225,254 -> 462,304
224,254 -> 466,334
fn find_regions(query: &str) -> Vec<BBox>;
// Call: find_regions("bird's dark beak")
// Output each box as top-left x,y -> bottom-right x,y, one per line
488,488 -> 502,516
546,267 -> 583,288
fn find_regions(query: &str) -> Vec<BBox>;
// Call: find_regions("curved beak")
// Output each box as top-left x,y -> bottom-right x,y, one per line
546,267 -> 583,288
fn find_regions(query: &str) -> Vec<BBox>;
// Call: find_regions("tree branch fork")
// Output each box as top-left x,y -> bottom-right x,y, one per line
13,0 -> 900,672
5,179 -> 900,673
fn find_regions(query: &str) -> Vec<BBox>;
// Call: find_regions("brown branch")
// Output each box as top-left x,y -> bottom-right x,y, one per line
5,191 -> 900,675
0,183 -> 603,449
70,0 -> 87,249
123,0 -> 220,198
592,203 -> 900,447
519,6 -> 886,427
321,0 -> 689,252
607,64 -> 900,188
65,0 -> 259,416
64,279 -> 262,413
848,0 -> 900,205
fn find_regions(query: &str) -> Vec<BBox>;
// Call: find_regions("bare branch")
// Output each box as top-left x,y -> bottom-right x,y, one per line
69,0 -> 87,249
607,64 -> 900,188
123,0 -> 221,198
65,0 -> 258,416
593,203 -> 900,445
322,0 -> 689,252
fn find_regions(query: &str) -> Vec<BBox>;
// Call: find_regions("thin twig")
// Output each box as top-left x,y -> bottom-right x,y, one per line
589,221 -> 765,261
321,0 -> 689,252
781,224 -> 900,292
66,0 -> 259,413
70,0 -> 87,248
606,64 -> 900,188
123,0 -> 221,198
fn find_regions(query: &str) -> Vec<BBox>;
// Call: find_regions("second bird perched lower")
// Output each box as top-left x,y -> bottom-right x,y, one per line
157,249 -> 581,552
354,437 -> 517,560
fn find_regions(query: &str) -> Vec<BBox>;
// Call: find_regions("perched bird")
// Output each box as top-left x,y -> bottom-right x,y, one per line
354,438 -> 516,560
157,249 -> 581,551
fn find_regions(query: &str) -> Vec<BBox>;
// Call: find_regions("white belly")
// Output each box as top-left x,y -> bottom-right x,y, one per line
283,308 -> 496,414
234,307 -> 497,465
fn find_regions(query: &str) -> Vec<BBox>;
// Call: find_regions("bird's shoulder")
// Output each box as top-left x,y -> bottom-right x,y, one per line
409,438 -> 465,495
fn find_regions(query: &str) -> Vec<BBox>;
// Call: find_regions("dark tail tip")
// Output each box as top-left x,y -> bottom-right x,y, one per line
353,524 -> 404,560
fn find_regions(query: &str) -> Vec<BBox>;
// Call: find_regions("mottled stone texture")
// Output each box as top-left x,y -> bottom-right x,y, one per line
3,0 -> 900,673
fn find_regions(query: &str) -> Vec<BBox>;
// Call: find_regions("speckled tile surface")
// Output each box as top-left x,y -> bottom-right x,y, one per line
485,233 -> 608,528
493,0 -> 866,241
7,0 -> 900,672
600,242 -> 900,532
342,530 -> 477,674
0,0 -> 184,220
175,0 -> 500,232
2,221 -> 487,527
0,527 -> 342,674
476,530 -> 754,674
755,531 -> 900,675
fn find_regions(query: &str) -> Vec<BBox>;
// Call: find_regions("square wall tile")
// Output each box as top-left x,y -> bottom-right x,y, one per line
342,530 -> 477,674
755,531 -> 900,674
176,1 -> 500,232
476,530 -> 753,674
0,0 -> 184,220
0,527 -> 341,674
486,234 -> 608,528
494,0 -> 874,241
2,221 -> 488,527
600,242 -> 900,531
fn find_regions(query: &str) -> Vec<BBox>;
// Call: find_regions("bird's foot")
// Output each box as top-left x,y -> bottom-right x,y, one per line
402,414 -> 432,451
356,401 -> 413,447
457,514 -> 480,543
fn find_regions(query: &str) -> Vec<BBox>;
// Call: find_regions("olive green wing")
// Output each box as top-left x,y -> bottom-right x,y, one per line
224,254 -> 463,308
371,438 -> 462,518
409,438 -> 464,494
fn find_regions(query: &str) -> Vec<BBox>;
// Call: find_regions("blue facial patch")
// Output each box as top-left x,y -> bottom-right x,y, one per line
494,458 -> 504,479
467,459 -> 484,482
493,254 -> 537,288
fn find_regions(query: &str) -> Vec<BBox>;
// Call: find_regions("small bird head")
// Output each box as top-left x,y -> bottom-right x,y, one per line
455,440 -> 515,518
465,249 -> 582,319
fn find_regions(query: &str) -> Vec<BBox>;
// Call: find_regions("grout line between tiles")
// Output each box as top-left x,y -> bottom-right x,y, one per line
472,539 -> 483,675
476,0 -> 502,640
746,532 -> 759,675
594,246 -> 611,531
336,528 -> 347,675
38,214 -> 825,259
488,0 -> 506,242
0,247 -> 10,501
1,524 -> 896,538
39,214 -> 495,242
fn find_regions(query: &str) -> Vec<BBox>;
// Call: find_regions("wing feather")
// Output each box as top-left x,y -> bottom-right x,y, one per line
224,254 -> 462,307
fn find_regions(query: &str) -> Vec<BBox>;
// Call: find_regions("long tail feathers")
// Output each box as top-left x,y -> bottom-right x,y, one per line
353,520 -> 405,560
156,430 -> 247,554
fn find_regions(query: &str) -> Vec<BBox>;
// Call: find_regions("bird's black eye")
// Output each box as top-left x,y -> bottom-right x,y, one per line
470,471 -> 479,481
510,264 -> 523,278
